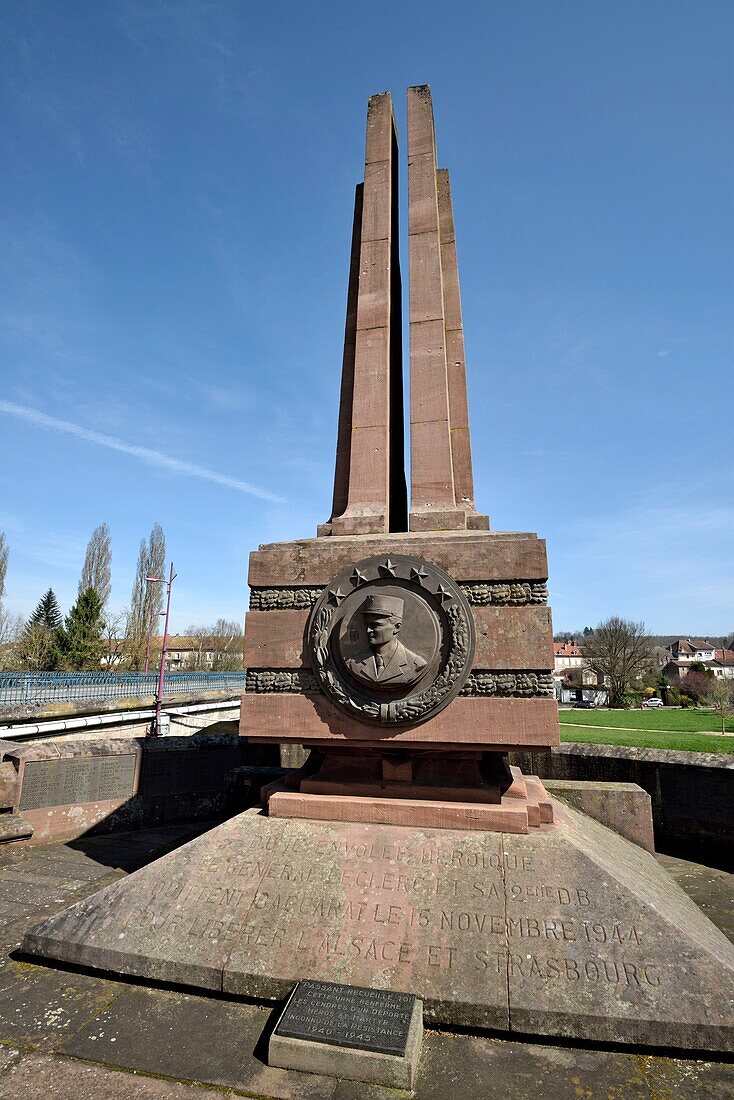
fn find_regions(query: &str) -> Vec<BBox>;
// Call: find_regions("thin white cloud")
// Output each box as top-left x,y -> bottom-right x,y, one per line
0,401 -> 286,504
21,532 -> 86,571
558,501 -> 734,616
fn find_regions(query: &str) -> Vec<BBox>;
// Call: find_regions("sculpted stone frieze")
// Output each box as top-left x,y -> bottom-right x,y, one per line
461,581 -> 547,606
249,580 -> 547,610
249,587 -> 324,610
245,669 -> 554,698
460,671 -> 554,697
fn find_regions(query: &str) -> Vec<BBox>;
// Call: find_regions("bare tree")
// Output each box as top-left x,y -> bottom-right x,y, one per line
584,617 -> 651,707
0,531 -> 7,603
212,618 -> 243,637
79,523 -> 111,607
184,625 -> 214,671
0,607 -> 23,670
0,531 -> 17,669
101,609 -> 127,669
126,523 -> 166,670
184,618 -> 244,671
15,622 -> 56,672
703,678 -> 734,734
210,618 -> 244,670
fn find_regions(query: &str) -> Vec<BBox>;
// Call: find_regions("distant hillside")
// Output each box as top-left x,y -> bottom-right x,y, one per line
554,633 -> 732,648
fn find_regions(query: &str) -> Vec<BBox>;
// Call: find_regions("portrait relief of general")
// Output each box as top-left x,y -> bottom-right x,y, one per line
345,594 -> 427,689
308,553 -> 474,725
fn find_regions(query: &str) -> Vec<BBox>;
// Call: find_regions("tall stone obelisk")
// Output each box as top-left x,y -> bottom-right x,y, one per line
319,92 -> 407,536
407,86 -> 488,532
322,87 -> 487,536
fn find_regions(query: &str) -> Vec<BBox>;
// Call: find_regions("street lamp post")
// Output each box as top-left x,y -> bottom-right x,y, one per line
145,562 -> 177,736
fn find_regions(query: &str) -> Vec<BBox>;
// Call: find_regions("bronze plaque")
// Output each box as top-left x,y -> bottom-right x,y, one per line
20,755 -> 137,811
307,554 -> 475,727
275,979 -> 415,1054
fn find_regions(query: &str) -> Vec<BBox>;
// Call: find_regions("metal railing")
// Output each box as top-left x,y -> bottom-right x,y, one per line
0,671 -> 248,709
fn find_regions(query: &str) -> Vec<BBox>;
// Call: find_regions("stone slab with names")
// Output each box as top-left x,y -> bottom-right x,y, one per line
19,754 -> 137,811
22,803 -> 734,1052
4,739 -> 143,843
268,979 -> 423,1088
141,746 -> 243,798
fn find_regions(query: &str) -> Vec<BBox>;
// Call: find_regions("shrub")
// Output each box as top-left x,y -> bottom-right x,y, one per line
663,684 -> 681,707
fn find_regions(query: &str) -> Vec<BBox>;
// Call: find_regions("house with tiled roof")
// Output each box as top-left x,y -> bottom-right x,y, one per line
669,638 -> 717,664
553,640 -> 585,671
710,649 -> 734,680
662,639 -> 734,682
552,640 -> 608,705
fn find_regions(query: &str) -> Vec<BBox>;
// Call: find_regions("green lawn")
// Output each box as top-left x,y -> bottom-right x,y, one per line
558,708 -> 734,754
559,707 -> 732,733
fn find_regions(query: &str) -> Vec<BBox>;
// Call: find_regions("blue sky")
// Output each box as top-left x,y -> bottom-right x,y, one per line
1,1 -> 732,635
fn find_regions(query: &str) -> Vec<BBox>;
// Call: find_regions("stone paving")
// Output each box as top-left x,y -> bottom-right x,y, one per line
0,824 -> 730,1099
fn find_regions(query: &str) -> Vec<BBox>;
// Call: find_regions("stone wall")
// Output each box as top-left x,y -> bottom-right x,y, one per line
510,743 -> 734,858
0,732 -> 278,843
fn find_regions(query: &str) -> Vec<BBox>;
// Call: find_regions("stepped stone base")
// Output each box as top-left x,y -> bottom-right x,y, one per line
21,802 -> 734,1052
267,791 -> 537,831
265,768 -> 554,832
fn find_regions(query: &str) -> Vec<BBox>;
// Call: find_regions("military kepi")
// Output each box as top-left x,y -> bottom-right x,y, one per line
361,594 -> 404,619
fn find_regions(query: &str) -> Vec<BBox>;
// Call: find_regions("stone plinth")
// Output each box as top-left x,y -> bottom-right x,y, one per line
263,759 -> 554,832
545,780 -> 655,853
241,530 -> 558,828
241,531 -> 557,751
265,789 -> 547,832
22,803 -> 734,1052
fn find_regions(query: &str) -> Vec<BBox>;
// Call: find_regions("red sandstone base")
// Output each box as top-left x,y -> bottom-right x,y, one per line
263,766 -> 554,833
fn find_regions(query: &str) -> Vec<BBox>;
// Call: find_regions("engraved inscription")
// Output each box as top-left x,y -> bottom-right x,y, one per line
220,834 -> 671,997
62,820 -> 677,1011
20,755 -> 136,811
475,952 -> 661,986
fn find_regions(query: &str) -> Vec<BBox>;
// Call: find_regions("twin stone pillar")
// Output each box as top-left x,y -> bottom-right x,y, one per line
320,87 -> 488,538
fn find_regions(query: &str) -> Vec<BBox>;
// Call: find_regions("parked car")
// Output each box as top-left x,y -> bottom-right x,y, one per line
642,697 -> 664,708
573,700 -> 596,709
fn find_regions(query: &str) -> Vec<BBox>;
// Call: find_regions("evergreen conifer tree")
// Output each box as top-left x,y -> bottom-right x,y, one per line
18,589 -> 63,671
56,588 -> 105,671
28,589 -> 62,631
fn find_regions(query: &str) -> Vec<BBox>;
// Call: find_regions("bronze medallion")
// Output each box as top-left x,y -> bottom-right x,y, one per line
307,554 -> 475,726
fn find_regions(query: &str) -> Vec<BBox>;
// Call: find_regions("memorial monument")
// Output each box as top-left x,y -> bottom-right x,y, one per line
242,87 -> 559,832
21,88 -> 734,1055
